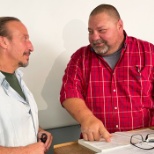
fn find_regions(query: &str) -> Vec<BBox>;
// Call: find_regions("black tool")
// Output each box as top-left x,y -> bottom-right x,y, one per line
40,133 -> 47,143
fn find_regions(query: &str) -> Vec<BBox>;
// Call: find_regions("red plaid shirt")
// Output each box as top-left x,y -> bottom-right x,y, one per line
60,33 -> 154,133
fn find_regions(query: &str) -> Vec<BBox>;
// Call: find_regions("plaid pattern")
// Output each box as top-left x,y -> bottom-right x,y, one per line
60,34 -> 154,133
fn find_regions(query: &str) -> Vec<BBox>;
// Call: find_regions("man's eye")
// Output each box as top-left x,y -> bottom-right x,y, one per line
24,37 -> 29,41
99,29 -> 106,33
88,31 -> 93,35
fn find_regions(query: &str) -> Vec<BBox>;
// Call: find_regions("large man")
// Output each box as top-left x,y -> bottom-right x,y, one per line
60,4 -> 154,142
0,17 -> 52,154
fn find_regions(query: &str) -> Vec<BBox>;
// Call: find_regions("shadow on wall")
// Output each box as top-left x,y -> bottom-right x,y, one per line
40,19 -> 88,128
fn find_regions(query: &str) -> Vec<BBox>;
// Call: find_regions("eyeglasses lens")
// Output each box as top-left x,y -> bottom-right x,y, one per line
132,135 -> 154,150
131,135 -> 143,144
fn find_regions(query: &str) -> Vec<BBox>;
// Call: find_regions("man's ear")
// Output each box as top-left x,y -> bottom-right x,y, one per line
117,19 -> 123,30
0,36 -> 9,49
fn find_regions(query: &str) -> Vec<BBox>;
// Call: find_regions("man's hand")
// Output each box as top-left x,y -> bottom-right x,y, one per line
63,98 -> 111,142
81,115 -> 112,142
38,128 -> 53,152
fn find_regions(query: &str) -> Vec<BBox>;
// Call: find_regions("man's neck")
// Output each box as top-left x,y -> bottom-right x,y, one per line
1,70 -> 15,75
106,33 -> 125,56
0,66 -> 15,74
0,55 -> 18,73
0,65 -> 16,74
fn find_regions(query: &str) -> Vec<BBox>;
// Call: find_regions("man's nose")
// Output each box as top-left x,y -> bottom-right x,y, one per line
28,40 -> 34,52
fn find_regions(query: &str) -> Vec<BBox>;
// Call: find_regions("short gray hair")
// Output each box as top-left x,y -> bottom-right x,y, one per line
90,4 -> 121,21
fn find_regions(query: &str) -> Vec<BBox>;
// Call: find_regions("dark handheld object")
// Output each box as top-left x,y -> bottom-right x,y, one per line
40,133 -> 47,143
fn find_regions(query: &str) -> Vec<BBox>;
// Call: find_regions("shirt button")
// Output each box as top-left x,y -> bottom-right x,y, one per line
116,125 -> 118,128
113,89 -> 116,92
114,107 -> 117,110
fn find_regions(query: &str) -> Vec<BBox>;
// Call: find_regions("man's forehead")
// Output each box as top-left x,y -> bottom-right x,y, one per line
7,21 -> 28,35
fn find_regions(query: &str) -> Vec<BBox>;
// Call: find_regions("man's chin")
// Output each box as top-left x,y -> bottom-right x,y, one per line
19,62 -> 29,67
94,48 -> 108,56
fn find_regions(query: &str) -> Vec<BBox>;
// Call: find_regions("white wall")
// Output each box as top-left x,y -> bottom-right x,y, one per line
1,0 -> 154,129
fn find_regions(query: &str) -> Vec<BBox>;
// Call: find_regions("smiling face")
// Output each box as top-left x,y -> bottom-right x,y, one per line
88,12 -> 124,56
4,21 -> 34,68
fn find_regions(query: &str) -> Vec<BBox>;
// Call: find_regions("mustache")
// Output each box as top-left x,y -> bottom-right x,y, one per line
93,39 -> 106,46
23,52 -> 31,56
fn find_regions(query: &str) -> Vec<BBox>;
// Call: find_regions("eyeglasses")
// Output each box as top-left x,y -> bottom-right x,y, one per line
130,133 -> 154,150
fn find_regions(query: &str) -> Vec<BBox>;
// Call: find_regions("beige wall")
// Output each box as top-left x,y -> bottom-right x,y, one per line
0,0 -> 153,129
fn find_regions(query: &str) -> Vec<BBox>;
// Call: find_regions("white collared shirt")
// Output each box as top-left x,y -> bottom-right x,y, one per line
0,69 -> 39,146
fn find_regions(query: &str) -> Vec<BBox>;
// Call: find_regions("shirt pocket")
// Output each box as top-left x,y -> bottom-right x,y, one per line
136,65 -> 153,91
128,66 -> 152,93
129,66 -> 153,108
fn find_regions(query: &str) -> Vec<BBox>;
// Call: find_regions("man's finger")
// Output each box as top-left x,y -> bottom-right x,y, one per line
99,129 -> 112,142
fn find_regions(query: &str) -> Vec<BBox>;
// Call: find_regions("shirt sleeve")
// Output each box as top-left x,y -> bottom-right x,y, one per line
60,49 -> 85,104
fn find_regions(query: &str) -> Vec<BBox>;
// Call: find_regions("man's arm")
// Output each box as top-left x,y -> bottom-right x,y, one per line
0,142 -> 46,154
63,98 -> 111,141
0,128 -> 52,154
